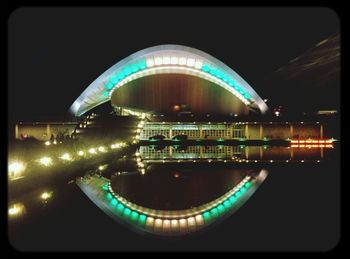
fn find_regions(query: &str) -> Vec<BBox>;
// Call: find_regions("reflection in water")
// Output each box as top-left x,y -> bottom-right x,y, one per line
77,168 -> 268,236
139,145 -> 330,162
8,143 -> 336,238
74,145 -> 274,236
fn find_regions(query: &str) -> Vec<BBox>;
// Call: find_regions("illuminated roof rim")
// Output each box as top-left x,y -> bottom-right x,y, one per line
69,44 -> 269,116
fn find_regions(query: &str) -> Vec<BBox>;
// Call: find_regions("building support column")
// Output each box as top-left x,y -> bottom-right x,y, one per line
169,127 -> 172,140
260,146 -> 263,159
245,124 -> 249,139
46,124 -> 50,140
290,124 -> 294,138
320,124 -> 324,139
290,147 -> 294,160
259,124 -> 263,139
15,124 -> 19,139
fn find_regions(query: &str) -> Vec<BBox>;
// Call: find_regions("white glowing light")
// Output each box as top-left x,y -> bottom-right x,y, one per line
194,59 -> 203,69
146,57 -> 154,67
40,191 -> 52,200
39,157 -> 52,166
8,203 -> 25,217
45,141 -> 51,146
163,56 -> 170,65
88,148 -> 97,154
78,150 -> 85,156
154,56 -> 163,66
171,56 -> 179,65
53,140 -> 57,145
60,153 -> 72,161
186,58 -> 195,67
98,146 -> 106,152
179,57 -> 187,65
8,162 -> 25,175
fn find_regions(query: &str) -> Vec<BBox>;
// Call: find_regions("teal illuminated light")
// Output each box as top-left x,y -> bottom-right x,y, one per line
245,182 -> 252,188
123,207 -> 132,217
201,64 -> 210,72
106,193 -> 113,200
217,204 -> 225,214
102,184 -> 109,191
130,211 -> 139,221
229,195 -> 237,203
223,200 -> 232,208
116,203 -> 125,213
105,82 -> 114,90
110,198 -> 118,206
103,91 -> 109,97
203,211 -> 211,221
236,190 -> 242,198
240,186 -> 247,194
138,214 -> 147,225
210,208 -> 219,217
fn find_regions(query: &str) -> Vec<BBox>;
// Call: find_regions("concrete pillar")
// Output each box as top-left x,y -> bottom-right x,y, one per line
169,127 -> 172,140
260,146 -> 263,159
230,124 -> 234,139
199,125 -> 203,139
259,124 -> 263,139
46,124 -> 50,140
321,147 -> 324,158
245,146 -> 249,160
15,124 -> 19,139
245,124 -> 249,139
290,148 -> 294,159
290,124 -> 294,138
320,124 -> 324,139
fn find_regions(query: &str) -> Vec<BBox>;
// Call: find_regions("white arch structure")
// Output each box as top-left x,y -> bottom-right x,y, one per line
70,45 -> 269,116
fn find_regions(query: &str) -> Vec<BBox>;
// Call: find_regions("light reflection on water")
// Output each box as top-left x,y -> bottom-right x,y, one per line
8,145 -> 337,235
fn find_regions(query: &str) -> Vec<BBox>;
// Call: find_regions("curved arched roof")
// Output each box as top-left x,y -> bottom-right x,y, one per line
70,45 -> 269,116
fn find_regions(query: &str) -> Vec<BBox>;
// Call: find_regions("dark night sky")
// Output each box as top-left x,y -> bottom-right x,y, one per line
8,7 -> 340,121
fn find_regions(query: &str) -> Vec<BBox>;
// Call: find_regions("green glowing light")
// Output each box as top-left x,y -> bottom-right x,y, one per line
106,82 -> 114,90
131,211 -> 139,221
102,91 -> 109,97
203,211 -> 211,221
106,193 -> 113,200
240,186 -> 247,194
102,184 -> 109,191
123,207 -> 131,217
202,64 -> 210,72
116,203 -> 125,213
245,182 -> 252,188
110,198 -> 118,206
217,204 -> 225,214
210,208 -> 219,217
139,59 -> 147,70
235,190 -> 242,198
229,195 -> 237,203
138,214 -> 147,225
223,200 -> 232,208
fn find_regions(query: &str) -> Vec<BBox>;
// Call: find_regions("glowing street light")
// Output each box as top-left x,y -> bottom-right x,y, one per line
39,157 -> 52,166
98,146 -> 107,152
45,141 -> 51,146
8,203 -> 25,218
60,153 -> 72,161
40,191 -> 52,201
88,148 -> 97,154
77,150 -> 85,156
8,161 -> 25,175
